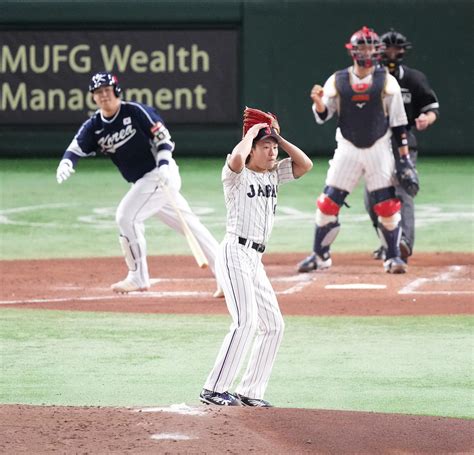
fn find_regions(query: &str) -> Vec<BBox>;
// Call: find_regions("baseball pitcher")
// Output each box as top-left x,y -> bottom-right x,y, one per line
200,108 -> 313,407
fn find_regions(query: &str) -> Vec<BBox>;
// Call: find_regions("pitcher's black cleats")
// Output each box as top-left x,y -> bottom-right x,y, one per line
235,393 -> 273,407
199,389 -> 242,406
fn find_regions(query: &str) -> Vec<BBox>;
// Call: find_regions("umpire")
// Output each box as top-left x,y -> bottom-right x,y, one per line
365,28 -> 440,262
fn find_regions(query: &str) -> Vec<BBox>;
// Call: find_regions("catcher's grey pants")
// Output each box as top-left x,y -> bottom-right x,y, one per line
364,148 -> 418,251
203,236 -> 284,400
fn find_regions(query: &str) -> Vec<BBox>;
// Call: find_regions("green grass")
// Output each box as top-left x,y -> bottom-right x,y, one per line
0,309 -> 472,418
0,157 -> 473,259
1,157 -> 472,418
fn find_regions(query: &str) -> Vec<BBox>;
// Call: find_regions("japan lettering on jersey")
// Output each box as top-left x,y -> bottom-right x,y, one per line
66,101 -> 174,183
222,157 -> 294,245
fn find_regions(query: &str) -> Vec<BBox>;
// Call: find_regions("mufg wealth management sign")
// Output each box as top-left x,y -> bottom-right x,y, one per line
0,29 -> 238,124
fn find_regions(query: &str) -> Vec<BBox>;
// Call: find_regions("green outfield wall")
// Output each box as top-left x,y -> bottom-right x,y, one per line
0,0 -> 472,157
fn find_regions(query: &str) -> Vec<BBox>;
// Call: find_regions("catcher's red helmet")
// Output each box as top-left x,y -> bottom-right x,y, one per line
345,26 -> 385,68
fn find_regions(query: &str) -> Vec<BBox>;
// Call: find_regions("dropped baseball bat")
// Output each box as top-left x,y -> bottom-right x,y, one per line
163,184 -> 209,269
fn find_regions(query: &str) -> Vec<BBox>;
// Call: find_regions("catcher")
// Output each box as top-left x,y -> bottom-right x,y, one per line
297,26 -> 410,275
199,107 -> 312,407
364,29 -> 439,263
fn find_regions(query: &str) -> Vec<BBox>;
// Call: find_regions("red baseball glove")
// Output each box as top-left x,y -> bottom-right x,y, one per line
243,107 -> 280,137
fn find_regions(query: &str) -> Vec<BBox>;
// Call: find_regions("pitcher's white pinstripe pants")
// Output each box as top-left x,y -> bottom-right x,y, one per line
203,236 -> 284,399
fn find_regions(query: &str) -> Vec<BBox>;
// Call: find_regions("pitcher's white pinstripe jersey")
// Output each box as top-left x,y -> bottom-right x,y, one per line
222,156 -> 294,245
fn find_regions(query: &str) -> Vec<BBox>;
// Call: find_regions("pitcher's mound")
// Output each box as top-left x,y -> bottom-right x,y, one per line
1,404 -> 472,454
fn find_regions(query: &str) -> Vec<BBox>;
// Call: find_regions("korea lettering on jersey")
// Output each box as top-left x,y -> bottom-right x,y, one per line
66,101 -> 174,183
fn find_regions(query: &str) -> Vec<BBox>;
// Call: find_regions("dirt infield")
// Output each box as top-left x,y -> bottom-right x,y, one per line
1,252 -> 472,454
1,404 -> 472,455
1,252 -> 472,316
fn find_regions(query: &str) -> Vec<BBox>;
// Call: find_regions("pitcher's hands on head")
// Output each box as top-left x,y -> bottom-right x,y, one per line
243,107 -> 278,136
56,159 -> 75,184
246,122 -> 270,139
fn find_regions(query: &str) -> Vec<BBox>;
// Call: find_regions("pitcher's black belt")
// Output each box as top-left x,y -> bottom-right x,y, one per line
238,237 -> 266,253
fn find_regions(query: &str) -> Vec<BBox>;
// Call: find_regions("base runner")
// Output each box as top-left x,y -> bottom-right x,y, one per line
56,72 -> 223,297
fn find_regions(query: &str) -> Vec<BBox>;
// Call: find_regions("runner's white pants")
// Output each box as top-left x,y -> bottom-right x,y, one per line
115,161 -> 219,287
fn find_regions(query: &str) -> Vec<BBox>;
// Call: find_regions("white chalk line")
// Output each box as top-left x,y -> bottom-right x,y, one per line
2,267 -> 471,305
326,283 -> 387,290
150,433 -> 194,441
398,265 -> 473,295
51,275 -> 310,292
150,275 -> 312,284
278,278 -> 313,295
138,404 -> 202,441
0,292 -> 211,305
0,275 -> 314,305
402,291 -> 473,295
136,403 -> 206,416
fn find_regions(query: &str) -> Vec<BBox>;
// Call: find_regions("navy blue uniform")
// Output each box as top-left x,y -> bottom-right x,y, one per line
66,101 -> 174,183
57,97 -> 221,295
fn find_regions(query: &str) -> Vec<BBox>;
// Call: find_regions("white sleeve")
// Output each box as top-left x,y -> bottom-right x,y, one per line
384,74 -> 408,128
222,154 -> 243,188
313,74 -> 338,124
276,158 -> 295,185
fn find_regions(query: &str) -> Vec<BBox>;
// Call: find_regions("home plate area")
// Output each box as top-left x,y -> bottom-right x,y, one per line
0,252 -> 472,316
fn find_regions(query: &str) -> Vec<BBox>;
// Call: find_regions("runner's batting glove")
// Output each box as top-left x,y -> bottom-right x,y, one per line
56,159 -> 75,184
157,163 -> 170,186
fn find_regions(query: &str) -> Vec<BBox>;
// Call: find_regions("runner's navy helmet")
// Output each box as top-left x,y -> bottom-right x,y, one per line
88,72 -> 122,97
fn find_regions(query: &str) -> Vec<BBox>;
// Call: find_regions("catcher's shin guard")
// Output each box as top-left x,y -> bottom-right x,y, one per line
313,220 -> 341,261
377,223 -> 402,260
372,190 -> 403,260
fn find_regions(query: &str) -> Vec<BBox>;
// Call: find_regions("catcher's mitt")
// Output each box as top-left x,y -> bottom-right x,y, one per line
396,156 -> 419,197
243,107 -> 280,137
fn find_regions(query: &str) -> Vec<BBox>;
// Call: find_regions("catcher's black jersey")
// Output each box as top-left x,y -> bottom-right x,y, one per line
394,65 -> 439,129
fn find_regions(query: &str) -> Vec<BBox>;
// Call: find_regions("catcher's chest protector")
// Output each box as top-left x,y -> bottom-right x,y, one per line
335,67 -> 388,148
